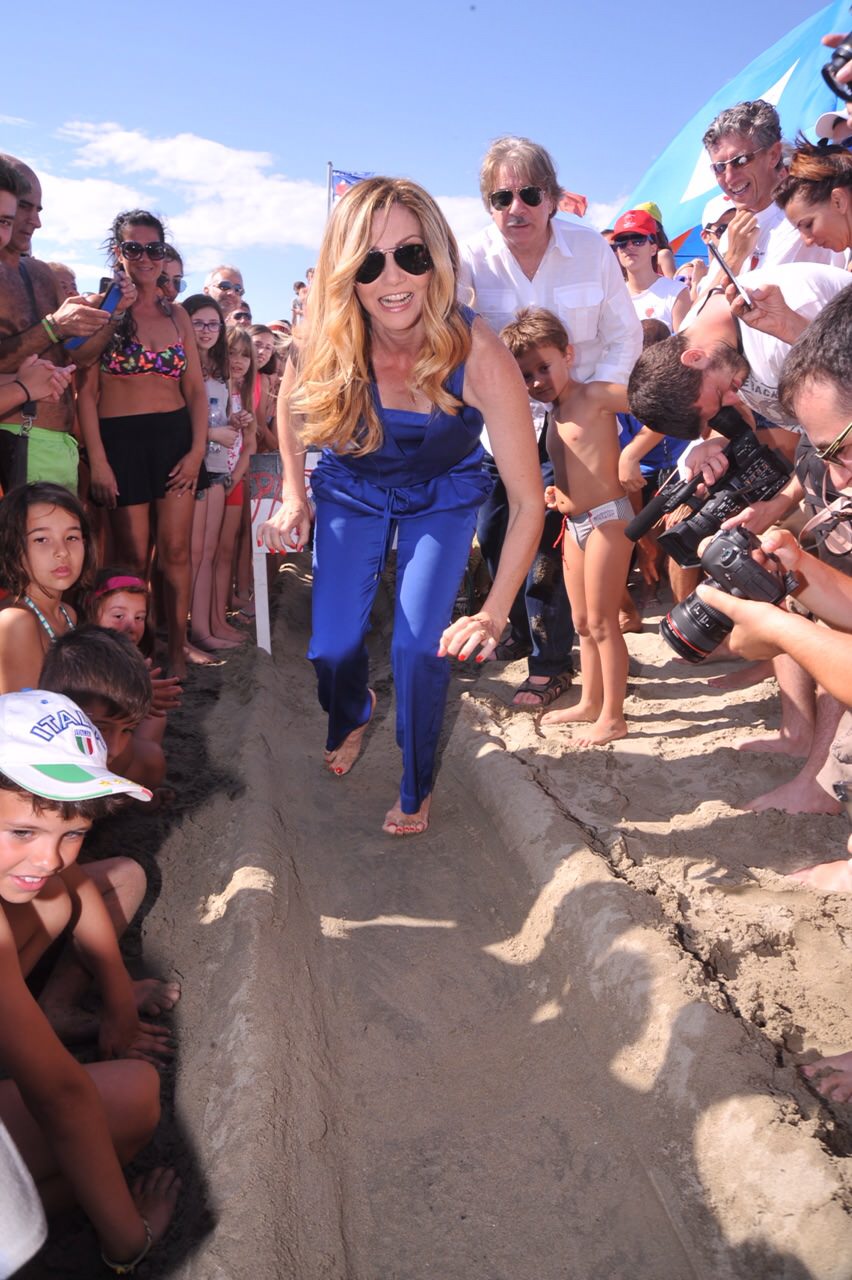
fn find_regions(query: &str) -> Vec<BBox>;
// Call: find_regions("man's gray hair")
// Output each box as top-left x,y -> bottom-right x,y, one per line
204,264 -> 243,287
702,100 -> 782,152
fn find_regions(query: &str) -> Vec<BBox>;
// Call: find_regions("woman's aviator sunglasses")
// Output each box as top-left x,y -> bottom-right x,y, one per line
613,234 -> 653,249
120,240 -> 167,261
355,242 -> 433,286
157,273 -> 186,293
488,186 -> 545,210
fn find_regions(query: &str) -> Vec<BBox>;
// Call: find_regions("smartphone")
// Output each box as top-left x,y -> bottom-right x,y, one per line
707,240 -> 753,309
64,272 -> 124,350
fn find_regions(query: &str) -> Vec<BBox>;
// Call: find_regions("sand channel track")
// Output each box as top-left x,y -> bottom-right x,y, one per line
32,556 -> 852,1280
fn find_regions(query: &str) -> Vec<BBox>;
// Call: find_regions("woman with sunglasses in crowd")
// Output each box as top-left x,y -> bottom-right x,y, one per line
77,210 -> 208,678
611,209 -> 690,333
157,246 -> 186,306
458,137 -> 641,710
260,177 -> 543,837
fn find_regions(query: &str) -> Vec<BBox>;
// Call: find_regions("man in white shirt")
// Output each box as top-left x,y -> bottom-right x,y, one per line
459,136 -> 641,708
702,100 -> 845,279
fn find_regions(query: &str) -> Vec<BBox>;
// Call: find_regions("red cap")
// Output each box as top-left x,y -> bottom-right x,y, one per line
612,210 -> 658,238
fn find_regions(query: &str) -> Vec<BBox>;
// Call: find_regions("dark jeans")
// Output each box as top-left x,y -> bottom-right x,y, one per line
476,452 -> 574,677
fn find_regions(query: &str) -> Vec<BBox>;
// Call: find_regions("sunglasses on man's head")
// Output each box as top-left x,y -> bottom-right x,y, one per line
488,186 -> 544,211
120,240 -> 167,261
355,242 -> 433,285
613,234 -> 652,249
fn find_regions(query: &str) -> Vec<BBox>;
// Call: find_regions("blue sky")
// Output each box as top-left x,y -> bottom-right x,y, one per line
1,0 -> 845,321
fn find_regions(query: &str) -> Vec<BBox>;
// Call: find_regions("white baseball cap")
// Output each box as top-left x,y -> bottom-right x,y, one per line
0,690 -> 151,802
702,193 -> 734,228
815,110 -> 850,140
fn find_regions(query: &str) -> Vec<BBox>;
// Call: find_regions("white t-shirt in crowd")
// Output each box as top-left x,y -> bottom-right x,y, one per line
629,276 -> 689,331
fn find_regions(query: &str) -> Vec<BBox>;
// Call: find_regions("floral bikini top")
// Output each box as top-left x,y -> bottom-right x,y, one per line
101,316 -> 187,379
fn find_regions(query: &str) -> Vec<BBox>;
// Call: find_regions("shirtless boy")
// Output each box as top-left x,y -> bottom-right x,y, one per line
0,154 -> 134,490
0,689 -> 178,1271
502,308 -> 633,746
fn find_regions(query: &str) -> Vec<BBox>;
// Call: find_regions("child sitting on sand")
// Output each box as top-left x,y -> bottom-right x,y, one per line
501,308 -> 633,747
0,689 -> 179,1270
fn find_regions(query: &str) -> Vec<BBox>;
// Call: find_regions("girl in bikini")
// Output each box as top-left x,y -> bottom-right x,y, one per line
0,482 -> 96,692
76,211 -> 209,677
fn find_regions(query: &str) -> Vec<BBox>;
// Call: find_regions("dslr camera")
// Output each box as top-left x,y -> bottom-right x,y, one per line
625,408 -> 791,567
660,526 -> 799,663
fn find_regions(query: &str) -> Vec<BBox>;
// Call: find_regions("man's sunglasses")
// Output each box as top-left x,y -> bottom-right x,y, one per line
232,311 -> 251,322
710,146 -> 768,177
157,273 -> 186,293
120,240 -> 167,261
815,421 -> 852,463
488,186 -> 544,210
703,222 -> 732,238
215,280 -> 245,295
613,234 -> 653,249
355,242 -> 432,285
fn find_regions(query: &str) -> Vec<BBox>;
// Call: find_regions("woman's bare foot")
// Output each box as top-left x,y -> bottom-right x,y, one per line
741,777 -> 842,815
183,641 -> 221,667
735,730 -> 810,756
211,623 -> 246,643
800,1050 -> 852,1102
541,700 -> 600,727
324,690 -> 376,776
131,1166 -> 181,1250
618,610 -> 643,634
189,633 -> 242,652
383,793 -> 431,836
788,857 -> 852,892
134,978 -> 181,1017
572,716 -> 628,748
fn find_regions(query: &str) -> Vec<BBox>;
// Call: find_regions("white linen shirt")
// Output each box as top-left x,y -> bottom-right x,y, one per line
458,219 -> 642,385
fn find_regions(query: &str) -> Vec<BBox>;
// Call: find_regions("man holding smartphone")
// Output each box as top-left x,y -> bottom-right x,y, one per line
0,154 -> 133,491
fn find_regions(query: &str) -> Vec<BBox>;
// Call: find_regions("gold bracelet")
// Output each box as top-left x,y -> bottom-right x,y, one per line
101,1217 -> 153,1274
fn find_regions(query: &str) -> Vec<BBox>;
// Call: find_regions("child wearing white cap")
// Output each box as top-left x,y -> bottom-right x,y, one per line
0,690 -> 179,1273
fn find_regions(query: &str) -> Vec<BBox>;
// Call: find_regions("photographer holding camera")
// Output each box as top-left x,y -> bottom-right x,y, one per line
699,285 -> 852,856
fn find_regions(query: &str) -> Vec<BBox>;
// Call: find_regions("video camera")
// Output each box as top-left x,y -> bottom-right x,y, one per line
660,526 -> 800,663
624,408 -> 791,567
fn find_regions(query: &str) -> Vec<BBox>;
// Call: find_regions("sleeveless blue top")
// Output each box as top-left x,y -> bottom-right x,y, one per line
309,306 -> 492,519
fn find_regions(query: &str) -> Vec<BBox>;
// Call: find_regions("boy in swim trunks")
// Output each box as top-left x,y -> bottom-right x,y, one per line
501,308 -> 633,746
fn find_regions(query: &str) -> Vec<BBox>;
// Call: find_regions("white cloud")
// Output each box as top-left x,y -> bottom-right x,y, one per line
586,196 -> 629,231
0,115 -> 29,127
39,172 -> 149,249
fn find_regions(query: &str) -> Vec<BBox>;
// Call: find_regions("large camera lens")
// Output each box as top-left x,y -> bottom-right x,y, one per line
660,592 -> 733,663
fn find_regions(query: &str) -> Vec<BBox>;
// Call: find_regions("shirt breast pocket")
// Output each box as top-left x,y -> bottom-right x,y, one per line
552,284 -> 604,342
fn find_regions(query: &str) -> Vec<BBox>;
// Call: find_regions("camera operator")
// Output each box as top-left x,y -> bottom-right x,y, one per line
700,283 -> 852,834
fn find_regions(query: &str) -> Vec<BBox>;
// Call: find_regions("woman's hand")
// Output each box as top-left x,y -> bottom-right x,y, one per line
89,458 -> 120,509
726,283 -> 806,344
231,409 -> 255,434
166,450 -> 203,496
618,453 -> 645,492
258,492 -> 313,553
209,424 -> 240,448
438,608 -> 505,662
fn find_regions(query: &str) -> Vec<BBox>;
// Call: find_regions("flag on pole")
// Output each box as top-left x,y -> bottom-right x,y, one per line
557,190 -> 588,218
617,0 -> 852,249
331,169 -> 375,201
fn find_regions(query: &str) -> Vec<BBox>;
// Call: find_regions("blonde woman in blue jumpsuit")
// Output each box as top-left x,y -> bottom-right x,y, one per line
260,179 -> 543,836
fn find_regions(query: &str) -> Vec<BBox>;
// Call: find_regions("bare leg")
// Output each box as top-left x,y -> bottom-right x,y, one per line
155,489 -> 196,677
0,1059 -> 161,1211
324,689 -> 376,776
211,503 -> 246,641
570,522 -> 631,747
383,793 -> 431,837
737,654 -> 815,756
188,487 -> 239,653
542,534 -> 600,726
743,689 -> 844,814
707,659 -> 774,693
5,879 -> 73,978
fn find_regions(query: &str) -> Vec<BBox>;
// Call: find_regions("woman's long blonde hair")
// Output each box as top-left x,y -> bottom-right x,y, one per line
291,177 -> 471,455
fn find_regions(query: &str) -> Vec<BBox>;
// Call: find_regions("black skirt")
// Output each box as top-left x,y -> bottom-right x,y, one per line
98,406 -> 209,506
